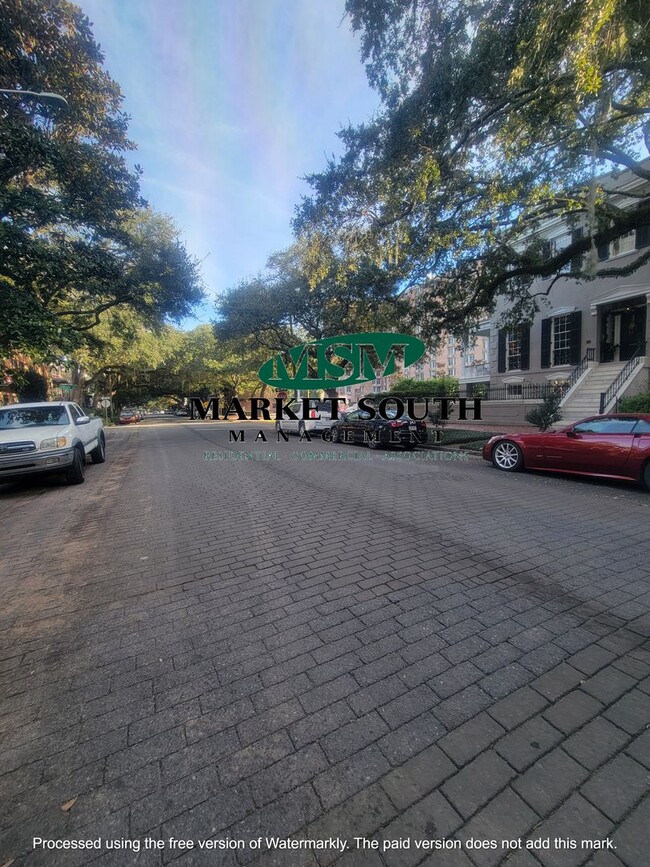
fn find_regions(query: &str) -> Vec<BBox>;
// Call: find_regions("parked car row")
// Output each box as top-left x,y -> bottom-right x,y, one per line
119,407 -> 145,424
276,404 -> 650,489
277,404 -> 427,450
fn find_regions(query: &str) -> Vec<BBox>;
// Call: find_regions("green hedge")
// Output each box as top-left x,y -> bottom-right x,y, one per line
438,428 -> 499,445
618,392 -> 650,413
365,376 -> 460,401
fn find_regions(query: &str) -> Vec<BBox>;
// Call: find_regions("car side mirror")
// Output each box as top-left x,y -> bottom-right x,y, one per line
76,416 -> 91,425
566,428 -> 578,437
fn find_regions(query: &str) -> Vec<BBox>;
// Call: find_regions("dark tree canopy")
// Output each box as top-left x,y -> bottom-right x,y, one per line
295,0 -> 650,335
0,0 -> 203,360
216,238 -> 411,351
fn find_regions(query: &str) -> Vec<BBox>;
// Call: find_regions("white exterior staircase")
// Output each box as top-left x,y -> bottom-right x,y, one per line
559,359 -> 646,425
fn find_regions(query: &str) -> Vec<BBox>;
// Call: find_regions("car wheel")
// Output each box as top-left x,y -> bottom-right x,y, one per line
492,440 -> 524,472
298,421 -> 306,436
367,436 -> 381,450
90,433 -> 106,464
642,461 -> 650,491
66,447 -> 86,485
275,420 -> 283,433
331,428 -> 341,443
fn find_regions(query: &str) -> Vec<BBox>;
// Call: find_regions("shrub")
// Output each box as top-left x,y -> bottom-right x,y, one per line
618,392 -> 650,413
525,393 -> 563,431
388,376 -> 459,397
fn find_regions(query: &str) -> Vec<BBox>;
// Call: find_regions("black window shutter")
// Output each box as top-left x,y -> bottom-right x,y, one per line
569,311 -> 582,365
497,330 -> 506,373
571,227 -> 584,272
636,225 -> 650,249
541,319 -> 551,368
520,327 -> 530,370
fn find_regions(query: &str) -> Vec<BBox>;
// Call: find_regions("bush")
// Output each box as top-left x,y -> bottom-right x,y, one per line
618,392 -> 650,413
14,368 -> 49,402
440,428 -> 499,444
388,376 -> 460,397
525,393 -> 563,431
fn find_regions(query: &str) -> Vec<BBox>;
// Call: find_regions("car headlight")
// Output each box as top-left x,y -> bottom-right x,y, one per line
40,436 -> 68,450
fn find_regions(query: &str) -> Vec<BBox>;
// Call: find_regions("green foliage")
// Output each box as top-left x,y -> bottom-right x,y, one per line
14,368 -> 48,401
618,392 -> 650,413
0,0 -> 203,360
525,393 -> 563,431
216,237 -> 410,353
295,0 -> 650,335
388,376 -> 459,397
439,429 -> 499,445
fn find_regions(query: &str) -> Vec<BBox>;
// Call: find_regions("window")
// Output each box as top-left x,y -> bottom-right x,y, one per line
573,418 -> 638,434
68,404 -> 82,421
611,231 -> 636,257
541,312 -> 581,369
551,315 -> 572,366
498,327 -> 529,372
507,384 -> 523,399
506,332 -> 522,370
633,419 -> 650,433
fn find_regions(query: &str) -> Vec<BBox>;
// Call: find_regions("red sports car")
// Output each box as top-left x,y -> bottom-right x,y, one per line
483,413 -> 650,490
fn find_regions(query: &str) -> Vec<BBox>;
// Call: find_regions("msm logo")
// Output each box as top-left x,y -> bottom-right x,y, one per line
258,333 -> 427,390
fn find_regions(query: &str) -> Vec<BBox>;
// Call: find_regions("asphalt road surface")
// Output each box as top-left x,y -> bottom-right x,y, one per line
0,418 -> 648,867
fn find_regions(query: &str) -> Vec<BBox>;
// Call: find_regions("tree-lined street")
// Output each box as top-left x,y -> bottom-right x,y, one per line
0,420 -> 648,866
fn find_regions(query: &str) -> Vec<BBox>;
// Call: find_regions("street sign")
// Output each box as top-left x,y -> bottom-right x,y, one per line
99,398 -> 111,408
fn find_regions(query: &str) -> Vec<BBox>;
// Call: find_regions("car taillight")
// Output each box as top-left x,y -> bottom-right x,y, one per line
389,421 -> 401,428
310,410 -> 317,418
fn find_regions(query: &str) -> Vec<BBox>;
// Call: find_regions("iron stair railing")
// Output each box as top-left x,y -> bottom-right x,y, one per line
599,344 -> 645,414
559,348 -> 595,402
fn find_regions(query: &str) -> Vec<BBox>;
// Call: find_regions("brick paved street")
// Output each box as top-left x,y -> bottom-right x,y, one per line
0,419 -> 648,867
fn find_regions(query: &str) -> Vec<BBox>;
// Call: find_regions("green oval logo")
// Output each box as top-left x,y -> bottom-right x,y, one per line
258,333 -> 427,390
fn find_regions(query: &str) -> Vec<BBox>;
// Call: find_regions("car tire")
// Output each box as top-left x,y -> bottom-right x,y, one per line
367,436 -> 381,450
66,447 -> 85,485
492,440 -> 524,472
90,433 -> 106,464
642,461 -> 650,491
331,428 -> 341,443
298,421 -> 306,436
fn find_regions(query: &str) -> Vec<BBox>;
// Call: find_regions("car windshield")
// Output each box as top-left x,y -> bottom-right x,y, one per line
0,406 -> 68,428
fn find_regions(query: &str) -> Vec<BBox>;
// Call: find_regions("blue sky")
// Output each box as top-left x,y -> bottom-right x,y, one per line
77,0 -> 379,327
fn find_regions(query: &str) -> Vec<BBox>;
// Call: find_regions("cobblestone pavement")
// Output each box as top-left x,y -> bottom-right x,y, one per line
0,420 -> 648,867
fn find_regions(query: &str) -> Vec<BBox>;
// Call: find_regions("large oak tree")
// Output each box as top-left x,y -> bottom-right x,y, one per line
0,0 -> 203,361
296,0 -> 650,335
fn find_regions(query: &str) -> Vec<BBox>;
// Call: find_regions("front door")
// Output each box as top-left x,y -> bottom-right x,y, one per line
619,305 -> 646,361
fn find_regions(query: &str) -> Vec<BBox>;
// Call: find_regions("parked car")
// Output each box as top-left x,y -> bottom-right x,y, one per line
483,413 -> 650,489
175,408 -> 189,417
276,401 -> 333,436
331,408 -> 427,449
0,401 -> 105,485
119,408 -> 139,424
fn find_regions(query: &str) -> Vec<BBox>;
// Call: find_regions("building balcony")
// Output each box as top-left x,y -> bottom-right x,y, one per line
459,362 -> 491,381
